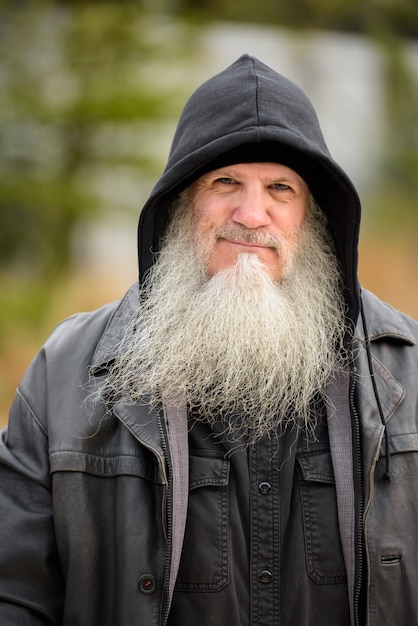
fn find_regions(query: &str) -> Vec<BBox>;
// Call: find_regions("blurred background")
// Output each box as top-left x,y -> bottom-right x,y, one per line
1,0 -> 417,425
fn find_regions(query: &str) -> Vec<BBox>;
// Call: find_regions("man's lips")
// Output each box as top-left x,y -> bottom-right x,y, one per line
214,227 -> 282,254
219,237 -> 277,252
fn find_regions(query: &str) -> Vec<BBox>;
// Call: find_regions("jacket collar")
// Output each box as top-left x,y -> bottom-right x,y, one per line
88,284 -> 166,459
353,289 -> 414,441
90,283 -> 140,371
355,288 -> 416,346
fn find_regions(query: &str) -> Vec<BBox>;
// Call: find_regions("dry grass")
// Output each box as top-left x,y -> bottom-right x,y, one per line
358,234 -> 418,319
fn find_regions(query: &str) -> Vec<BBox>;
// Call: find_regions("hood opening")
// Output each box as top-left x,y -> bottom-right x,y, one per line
137,54 -> 362,328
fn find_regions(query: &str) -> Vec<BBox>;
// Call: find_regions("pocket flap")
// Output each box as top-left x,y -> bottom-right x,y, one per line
297,450 -> 335,484
49,449 -> 163,483
189,454 -> 230,490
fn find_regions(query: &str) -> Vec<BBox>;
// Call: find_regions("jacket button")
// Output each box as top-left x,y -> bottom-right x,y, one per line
258,569 -> 272,584
258,481 -> 272,495
138,574 -> 157,594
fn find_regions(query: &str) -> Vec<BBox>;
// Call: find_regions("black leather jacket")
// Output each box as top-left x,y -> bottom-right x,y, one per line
0,285 -> 417,625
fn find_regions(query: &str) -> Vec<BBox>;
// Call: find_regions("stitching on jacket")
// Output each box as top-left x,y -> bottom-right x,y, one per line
16,387 -> 48,437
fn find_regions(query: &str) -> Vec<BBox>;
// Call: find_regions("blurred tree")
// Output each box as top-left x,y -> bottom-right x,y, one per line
0,2 -> 192,274
365,32 -> 418,234
175,0 -> 418,38
0,1 -> 197,330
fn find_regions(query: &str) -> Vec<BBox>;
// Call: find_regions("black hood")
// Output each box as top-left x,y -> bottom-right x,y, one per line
138,54 -> 361,325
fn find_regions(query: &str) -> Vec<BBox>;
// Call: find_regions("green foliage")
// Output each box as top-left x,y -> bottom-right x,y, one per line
0,2 -> 194,276
0,1 -> 199,331
366,32 -> 418,233
177,0 -> 418,38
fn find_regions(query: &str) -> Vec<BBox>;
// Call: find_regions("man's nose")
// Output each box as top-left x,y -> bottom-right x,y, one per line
231,186 -> 272,229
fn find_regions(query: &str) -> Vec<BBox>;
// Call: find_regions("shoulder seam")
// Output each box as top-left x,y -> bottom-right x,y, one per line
15,388 -> 48,437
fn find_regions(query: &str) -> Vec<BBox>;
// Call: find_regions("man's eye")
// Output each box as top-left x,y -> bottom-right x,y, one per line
272,183 -> 290,191
216,177 -> 235,185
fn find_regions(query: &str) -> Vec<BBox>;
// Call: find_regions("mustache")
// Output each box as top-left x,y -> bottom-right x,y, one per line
214,225 -> 282,254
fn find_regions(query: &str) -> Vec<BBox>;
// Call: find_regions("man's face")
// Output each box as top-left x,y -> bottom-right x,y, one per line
189,162 -> 310,281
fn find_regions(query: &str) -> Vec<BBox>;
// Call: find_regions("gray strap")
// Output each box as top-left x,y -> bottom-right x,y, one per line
326,370 -> 355,626
162,402 -> 189,614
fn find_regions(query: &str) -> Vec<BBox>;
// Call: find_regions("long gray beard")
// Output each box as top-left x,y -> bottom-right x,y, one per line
102,194 -> 347,444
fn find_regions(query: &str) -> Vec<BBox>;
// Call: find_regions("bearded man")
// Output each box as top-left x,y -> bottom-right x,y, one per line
1,54 -> 418,626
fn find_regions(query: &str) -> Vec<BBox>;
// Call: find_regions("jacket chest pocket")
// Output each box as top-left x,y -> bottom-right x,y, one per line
174,452 -> 230,592
296,450 -> 347,585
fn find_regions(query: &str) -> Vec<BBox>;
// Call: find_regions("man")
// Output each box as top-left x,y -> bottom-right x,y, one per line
0,54 -> 417,625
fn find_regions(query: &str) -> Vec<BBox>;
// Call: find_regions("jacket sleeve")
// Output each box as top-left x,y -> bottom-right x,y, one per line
0,357 -> 65,625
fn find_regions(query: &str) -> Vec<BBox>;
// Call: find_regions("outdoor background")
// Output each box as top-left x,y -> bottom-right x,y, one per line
1,0 -> 418,426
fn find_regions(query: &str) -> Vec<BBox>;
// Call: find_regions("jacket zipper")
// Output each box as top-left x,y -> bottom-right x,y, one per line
157,411 -> 173,626
112,404 -> 171,626
350,365 -> 364,626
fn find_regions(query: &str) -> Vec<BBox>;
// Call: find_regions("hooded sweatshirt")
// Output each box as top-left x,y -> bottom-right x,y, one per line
138,53 -> 362,327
